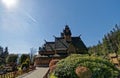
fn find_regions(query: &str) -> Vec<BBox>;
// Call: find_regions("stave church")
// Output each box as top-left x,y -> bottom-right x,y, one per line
35,25 -> 88,67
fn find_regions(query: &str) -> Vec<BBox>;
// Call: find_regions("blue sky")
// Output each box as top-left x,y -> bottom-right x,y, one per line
0,0 -> 120,54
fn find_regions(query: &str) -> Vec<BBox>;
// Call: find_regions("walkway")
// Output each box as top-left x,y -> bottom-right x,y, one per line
17,67 -> 49,78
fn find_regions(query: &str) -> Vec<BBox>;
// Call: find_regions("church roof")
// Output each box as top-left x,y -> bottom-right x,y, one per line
39,25 -> 88,54
36,54 -> 48,58
55,37 -> 68,50
71,37 -> 87,51
45,42 -> 55,51
39,36 -> 87,52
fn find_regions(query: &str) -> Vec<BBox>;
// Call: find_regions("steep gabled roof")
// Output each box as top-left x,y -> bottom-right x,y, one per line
39,25 -> 88,54
40,37 -> 87,54
45,42 -> 55,51
71,37 -> 88,51
55,37 -> 68,50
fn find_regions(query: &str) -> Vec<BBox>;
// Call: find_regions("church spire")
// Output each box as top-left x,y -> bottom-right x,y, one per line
63,25 -> 72,42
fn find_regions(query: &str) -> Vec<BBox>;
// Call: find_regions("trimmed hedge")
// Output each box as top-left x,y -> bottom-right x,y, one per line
53,54 -> 120,78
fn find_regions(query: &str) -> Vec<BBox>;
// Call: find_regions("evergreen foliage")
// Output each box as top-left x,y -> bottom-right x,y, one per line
6,54 -> 18,64
21,58 -> 30,69
0,46 -> 9,65
88,24 -> 120,56
19,54 -> 30,64
53,54 -> 120,78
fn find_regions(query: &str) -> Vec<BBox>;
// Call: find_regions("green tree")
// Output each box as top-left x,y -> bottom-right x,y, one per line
19,54 -> 30,64
6,54 -> 18,64
88,24 -> 120,57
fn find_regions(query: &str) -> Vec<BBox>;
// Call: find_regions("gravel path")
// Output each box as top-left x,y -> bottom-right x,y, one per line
17,67 -> 49,78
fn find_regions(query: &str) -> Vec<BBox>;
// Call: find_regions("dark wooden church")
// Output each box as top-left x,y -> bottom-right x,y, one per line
35,25 -> 88,66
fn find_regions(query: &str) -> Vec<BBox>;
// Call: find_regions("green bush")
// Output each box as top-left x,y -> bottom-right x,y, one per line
54,54 -> 120,78
21,58 -> 30,70
50,73 -> 57,78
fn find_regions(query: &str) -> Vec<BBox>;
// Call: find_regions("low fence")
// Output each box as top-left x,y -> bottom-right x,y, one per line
0,66 -> 36,78
0,71 -> 20,78
0,72 -> 18,78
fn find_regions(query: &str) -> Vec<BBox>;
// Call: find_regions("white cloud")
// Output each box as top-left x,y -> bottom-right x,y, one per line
24,11 -> 37,23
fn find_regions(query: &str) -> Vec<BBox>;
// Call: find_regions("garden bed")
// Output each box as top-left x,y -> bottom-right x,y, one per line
49,54 -> 120,78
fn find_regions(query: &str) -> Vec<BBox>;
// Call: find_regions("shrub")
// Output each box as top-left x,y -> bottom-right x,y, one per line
21,58 -> 30,70
50,73 -> 57,78
54,54 -> 120,78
